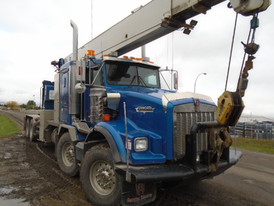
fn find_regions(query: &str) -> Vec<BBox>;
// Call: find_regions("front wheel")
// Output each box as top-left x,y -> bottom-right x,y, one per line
80,144 -> 122,206
56,132 -> 79,176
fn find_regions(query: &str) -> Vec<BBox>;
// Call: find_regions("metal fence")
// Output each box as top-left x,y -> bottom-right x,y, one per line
230,122 -> 274,140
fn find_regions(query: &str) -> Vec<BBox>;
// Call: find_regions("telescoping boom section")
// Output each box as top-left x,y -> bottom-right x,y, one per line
66,0 -> 270,61
66,0 -> 228,61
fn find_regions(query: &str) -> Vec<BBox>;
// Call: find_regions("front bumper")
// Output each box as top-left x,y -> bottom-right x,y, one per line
115,149 -> 242,183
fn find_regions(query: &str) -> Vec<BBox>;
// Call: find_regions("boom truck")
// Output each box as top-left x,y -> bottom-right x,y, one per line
24,0 -> 271,205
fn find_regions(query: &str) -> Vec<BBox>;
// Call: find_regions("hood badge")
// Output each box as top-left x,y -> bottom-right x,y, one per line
136,106 -> 155,113
194,99 -> 201,112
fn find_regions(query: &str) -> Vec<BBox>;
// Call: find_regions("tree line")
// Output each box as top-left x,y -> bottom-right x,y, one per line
0,100 -> 39,110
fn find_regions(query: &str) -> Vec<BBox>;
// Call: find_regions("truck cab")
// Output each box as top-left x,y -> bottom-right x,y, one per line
23,52 -> 241,206
43,53 -> 239,205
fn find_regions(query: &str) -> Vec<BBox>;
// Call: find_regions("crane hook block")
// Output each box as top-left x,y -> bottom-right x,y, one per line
217,91 -> 245,126
241,42 -> 260,55
229,0 -> 271,16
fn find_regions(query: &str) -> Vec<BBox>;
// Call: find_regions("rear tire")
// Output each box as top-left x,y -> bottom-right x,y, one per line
56,132 -> 79,176
80,144 -> 122,206
29,119 -> 36,141
25,118 -> 30,138
51,128 -> 59,157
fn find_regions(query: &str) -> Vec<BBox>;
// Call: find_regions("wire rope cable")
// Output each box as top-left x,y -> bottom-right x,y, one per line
225,12 -> 239,91
236,13 -> 259,90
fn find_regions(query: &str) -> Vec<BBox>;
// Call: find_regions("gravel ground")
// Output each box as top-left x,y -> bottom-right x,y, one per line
0,134 -> 93,206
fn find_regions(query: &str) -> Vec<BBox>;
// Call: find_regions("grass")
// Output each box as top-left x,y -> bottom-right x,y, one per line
233,137 -> 274,155
0,113 -> 20,138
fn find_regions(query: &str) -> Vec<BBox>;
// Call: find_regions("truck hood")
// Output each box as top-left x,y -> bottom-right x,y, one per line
106,86 -> 216,163
109,87 -> 215,108
162,92 -> 215,108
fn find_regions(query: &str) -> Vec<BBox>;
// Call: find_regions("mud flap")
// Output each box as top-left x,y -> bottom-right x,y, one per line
121,182 -> 157,206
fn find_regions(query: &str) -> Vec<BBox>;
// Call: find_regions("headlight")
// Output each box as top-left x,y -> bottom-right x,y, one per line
134,137 -> 148,152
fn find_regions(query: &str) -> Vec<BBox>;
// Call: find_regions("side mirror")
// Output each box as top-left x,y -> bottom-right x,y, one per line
173,71 -> 178,90
159,68 -> 179,91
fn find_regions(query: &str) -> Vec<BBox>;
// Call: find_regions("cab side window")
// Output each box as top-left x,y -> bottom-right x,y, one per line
86,64 -> 103,86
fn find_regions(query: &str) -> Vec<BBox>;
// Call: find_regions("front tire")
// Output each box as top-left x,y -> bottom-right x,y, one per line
80,144 -> 122,206
56,132 -> 79,176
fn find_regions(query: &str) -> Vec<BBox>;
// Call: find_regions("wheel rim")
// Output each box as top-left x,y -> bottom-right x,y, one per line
90,160 -> 116,196
61,142 -> 75,167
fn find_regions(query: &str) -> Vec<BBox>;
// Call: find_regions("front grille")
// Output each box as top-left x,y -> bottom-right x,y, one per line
174,104 -> 216,160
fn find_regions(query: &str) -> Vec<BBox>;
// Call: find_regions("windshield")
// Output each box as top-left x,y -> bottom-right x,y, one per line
106,62 -> 160,88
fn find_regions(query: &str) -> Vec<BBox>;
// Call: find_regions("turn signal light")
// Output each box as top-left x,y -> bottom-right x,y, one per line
103,114 -> 111,122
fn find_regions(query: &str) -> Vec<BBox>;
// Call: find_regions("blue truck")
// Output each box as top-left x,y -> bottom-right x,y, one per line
24,0 -> 271,205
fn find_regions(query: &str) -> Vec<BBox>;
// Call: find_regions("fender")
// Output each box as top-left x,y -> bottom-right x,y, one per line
94,123 -> 126,163
58,124 -> 77,141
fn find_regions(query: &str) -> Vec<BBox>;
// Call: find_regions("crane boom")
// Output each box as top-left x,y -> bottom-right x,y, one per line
65,0 -> 226,61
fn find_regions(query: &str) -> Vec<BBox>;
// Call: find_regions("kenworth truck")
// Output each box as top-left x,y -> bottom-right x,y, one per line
24,0 -> 271,205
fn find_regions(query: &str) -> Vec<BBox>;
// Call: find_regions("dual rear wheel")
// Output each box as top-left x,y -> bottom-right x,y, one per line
24,118 -> 36,141
56,132 -> 79,177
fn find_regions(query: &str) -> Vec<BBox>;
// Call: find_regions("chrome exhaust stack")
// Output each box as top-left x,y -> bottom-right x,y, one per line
70,20 -> 78,61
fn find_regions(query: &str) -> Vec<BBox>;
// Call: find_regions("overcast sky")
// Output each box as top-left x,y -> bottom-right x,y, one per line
0,0 -> 273,119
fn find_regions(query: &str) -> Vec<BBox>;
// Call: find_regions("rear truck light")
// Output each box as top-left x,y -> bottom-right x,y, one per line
134,137 -> 148,152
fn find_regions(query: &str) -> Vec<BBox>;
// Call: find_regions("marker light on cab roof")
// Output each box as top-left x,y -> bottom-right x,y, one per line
86,50 -> 96,56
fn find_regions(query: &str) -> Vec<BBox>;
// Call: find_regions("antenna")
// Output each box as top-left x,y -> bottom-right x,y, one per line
91,0 -> 94,39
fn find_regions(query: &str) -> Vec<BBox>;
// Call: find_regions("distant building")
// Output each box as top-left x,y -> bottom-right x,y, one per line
230,115 -> 274,140
239,115 -> 274,123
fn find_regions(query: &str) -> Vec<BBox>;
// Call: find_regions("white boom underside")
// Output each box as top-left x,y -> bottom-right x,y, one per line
65,0 -> 225,61
65,0 -> 271,62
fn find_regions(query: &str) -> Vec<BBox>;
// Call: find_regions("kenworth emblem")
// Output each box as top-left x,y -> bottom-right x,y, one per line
135,106 -> 155,113
194,99 -> 201,112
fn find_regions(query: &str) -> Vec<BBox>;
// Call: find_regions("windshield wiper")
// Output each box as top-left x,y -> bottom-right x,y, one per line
130,75 -> 137,85
138,76 -> 147,87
